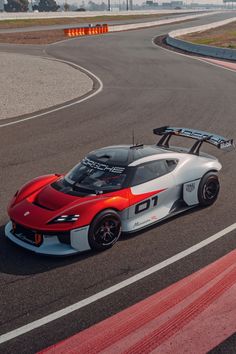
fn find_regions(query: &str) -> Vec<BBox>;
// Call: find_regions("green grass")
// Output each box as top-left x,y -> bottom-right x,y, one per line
190,37 -> 218,45
180,21 -> 236,49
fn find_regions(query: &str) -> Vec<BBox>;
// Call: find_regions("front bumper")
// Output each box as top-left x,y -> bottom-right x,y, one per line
5,221 -> 91,256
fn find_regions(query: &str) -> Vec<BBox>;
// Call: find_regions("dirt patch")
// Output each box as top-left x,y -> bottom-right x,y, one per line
180,21 -> 236,49
0,14 -> 174,30
0,17 -> 196,45
0,29 -> 65,44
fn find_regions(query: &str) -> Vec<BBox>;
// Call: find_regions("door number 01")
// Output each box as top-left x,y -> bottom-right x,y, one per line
135,196 -> 158,214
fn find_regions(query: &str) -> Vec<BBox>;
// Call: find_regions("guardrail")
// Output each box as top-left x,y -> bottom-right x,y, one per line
109,11 -> 219,32
166,17 -> 236,60
64,24 -> 108,37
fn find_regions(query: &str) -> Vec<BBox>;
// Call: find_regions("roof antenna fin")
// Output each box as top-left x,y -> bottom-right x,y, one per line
132,130 -> 135,146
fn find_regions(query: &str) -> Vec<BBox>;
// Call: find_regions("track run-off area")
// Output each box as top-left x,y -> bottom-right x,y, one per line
0,11 -> 236,353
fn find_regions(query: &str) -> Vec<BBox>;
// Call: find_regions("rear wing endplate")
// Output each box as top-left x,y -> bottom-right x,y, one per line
153,126 -> 235,154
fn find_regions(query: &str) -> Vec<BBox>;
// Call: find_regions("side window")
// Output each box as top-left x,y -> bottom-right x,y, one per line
132,160 -> 168,186
166,159 -> 178,172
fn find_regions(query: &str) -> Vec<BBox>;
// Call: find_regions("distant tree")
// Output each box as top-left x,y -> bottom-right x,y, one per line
37,0 -> 59,11
100,2 -> 106,10
63,1 -> 70,11
88,1 -> 100,10
5,0 -> 28,11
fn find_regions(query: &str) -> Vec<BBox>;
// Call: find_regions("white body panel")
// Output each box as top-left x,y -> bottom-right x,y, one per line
122,151 -> 222,231
122,172 -> 180,232
183,179 -> 201,206
5,221 -> 90,256
71,226 -> 91,252
172,155 -> 222,184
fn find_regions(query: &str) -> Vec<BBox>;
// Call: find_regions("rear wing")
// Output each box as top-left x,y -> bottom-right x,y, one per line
153,126 -> 235,155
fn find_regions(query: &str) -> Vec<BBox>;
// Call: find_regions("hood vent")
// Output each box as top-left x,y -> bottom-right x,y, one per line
33,200 -> 54,211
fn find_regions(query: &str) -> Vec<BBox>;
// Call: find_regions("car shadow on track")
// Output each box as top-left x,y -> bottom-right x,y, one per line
0,224 -> 97,276
0,206 -> 202,276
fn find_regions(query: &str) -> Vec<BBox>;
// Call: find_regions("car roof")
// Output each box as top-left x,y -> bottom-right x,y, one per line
86,144 -> 216,168
86,145 -> 173,167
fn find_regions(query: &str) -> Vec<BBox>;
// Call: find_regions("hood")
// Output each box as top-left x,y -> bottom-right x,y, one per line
35,184 -> 80,211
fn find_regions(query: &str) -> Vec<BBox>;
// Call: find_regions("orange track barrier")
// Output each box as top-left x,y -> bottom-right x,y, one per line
103,24 -> 109,33
81,27 -> 85,36
64,24 -> 109,37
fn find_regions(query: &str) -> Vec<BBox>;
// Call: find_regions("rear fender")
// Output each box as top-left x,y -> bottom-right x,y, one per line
183,170 -> 219,206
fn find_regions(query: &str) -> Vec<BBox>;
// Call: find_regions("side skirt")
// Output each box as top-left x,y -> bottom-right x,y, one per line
123,204 -> 197,234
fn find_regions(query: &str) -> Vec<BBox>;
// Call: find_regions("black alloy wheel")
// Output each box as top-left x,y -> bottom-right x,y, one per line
198,172 -> 220,207
88,209 -> 121,251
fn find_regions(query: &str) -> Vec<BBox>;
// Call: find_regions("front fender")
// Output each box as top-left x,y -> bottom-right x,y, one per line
64,194 -> 130,228
8,174 -> 61,210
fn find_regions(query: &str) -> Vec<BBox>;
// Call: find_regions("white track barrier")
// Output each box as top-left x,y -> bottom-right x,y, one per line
166,17 -> 236,60
109,11 -> 220,32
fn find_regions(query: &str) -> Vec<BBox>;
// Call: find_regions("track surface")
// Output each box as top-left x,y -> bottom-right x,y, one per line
0,12 -> 235,353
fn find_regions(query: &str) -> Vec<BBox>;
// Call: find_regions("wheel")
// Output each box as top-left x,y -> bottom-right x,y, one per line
88,209 -> 121,251
198,172 -> 220,207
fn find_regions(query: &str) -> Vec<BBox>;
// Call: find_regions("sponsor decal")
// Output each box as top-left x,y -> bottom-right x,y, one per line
82,157 -> 125,174
35,233 -> 42,245
219,140 -> 233,150
166,128 -> 231,146
186,183 -> 195,193
134,215 -> 158,228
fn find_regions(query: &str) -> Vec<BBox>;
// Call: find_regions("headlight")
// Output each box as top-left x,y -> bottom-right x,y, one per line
48,214 -> 80,224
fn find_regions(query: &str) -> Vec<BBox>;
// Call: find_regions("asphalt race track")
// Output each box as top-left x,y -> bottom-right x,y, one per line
0,12 -> 236,353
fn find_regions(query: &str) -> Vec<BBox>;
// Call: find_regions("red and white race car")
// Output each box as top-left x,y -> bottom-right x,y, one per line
5,126 -> 234,256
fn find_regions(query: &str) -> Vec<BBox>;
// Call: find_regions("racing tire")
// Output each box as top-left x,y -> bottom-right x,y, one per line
88,209 -> 121,251
198,172 -> 220,207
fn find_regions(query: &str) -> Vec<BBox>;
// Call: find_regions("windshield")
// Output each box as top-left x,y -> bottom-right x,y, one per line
64,158 -> 127,192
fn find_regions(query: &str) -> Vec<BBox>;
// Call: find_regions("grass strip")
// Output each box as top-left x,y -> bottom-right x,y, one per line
180,21 -> 236,49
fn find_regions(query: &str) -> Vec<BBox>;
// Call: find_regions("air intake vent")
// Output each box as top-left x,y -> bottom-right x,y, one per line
33,201 -> 53,211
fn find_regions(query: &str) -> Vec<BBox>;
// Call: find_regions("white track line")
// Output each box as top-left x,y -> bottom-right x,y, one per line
0,58 -> 103,129
0,222 -> 235,344
152,37 -> 236,74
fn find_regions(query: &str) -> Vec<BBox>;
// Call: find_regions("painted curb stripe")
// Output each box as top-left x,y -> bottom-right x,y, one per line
39,249 -> 236,353
203,58 -> 236,71
124,265 -> 236,354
